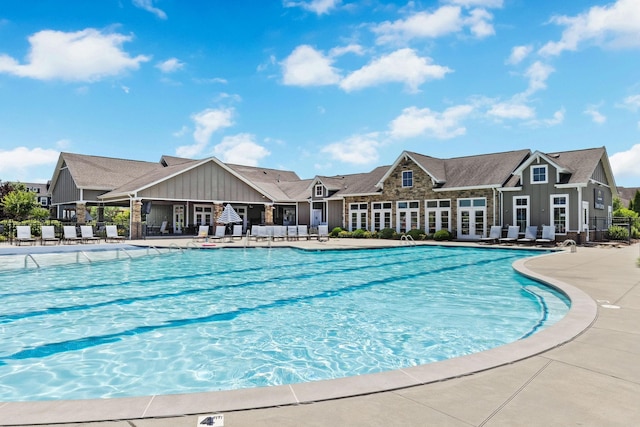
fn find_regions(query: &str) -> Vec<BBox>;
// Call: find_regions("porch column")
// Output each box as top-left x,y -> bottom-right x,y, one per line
214,203 -> 224,224
76,202 -> 86,225
131,199 -> 143,240
265,204 -> 274,225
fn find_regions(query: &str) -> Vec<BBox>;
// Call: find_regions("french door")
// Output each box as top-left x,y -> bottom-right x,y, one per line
457,198 -> 486,239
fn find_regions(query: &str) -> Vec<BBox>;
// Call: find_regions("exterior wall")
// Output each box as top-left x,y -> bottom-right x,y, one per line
138,162 -> 266,203
296,202 -> 311,226
51,166 -> 81,205
327,200 -> 343,230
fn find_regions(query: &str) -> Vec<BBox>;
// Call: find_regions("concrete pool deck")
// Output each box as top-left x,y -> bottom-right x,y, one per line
0,238 -> 638,426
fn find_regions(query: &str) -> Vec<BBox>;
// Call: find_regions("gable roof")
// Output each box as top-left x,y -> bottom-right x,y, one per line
309,166 -> 389,199
378,149 -> 531,190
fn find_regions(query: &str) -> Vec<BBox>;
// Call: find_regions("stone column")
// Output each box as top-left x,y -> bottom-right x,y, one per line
76,203 -> 86,225
214,203 -> 224,225
131,199 -> 143,240
264,204 -> 274,225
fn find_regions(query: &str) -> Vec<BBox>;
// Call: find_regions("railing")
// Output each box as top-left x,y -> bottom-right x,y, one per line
24,254 -> 40,269
400,234 -> 416,246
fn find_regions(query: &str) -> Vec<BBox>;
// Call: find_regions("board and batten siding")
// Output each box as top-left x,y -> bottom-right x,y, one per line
51,166 -> 81,204
137,161 -> 267,203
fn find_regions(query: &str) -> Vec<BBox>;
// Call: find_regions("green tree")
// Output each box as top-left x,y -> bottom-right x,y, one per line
613,196 -> 623,212
632,190 -> 640,215
1,188 -> 39,220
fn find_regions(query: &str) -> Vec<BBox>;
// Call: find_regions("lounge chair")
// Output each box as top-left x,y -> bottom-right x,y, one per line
498,225 -> 519,245
211,225 -> 227,242
297,225 -> 309,240
273,226 -> 286,241
251,225 -> 265,240
80,225 -> 100,244
536,225 -> 556,246
232,224 -> 243,240
159,221 -> 169,235
193,225 -> 209,242
318,224 -> 329,242
41,225 -> 60,245
480,225 -> 502,244
287,226 -> 298,241
105,225 -> 125,243
63,226 -> 82,244
517,226 -> 538,245
15,226 -> 36,246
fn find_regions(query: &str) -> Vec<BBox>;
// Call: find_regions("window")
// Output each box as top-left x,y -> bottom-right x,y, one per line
315,184 -> 323,197
513,196 -> 529,232
531,165 -> 548,184
551,194 -> 568,234
402,170 -> 413,188
349,203 -> 368,231
39,197 -> 48,206
372,202 -> 392,231
397,200 -> 420,232
425,199 -> 451,233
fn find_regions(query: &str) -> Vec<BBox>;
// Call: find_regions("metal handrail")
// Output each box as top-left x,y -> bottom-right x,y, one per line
24,254 -> 40,269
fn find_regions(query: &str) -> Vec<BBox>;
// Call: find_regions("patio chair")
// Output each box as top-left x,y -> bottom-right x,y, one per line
287,226 -> 298,241
517,226 -> 538,245
498,226 -> 519,245
15,225 -> 36,246
106,225 -> 125,243
480,225 -> 502,244
297,225 -> 310,240
536,225 -> 556,246
211,225 -> 227,242
273,226 -> 286,241
41,225 -> 60,245
318,224 -> 329,242
232,224 -> 243,240
251,225 -> 265,240
193,225 -> 209,242
80,225 -> 100,244
63,226 -> 82,244
159,221 -> 169,235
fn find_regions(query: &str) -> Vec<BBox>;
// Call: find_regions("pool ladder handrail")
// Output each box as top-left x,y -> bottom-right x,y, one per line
24,254 -> 40,269
77,251 -> 92,263
116,247 -> 133,259
400,234 -> 416,246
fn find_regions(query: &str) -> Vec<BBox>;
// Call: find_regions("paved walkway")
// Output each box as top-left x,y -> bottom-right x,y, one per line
1,240 -> 638,426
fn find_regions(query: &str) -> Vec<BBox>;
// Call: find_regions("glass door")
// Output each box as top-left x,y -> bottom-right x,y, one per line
173,205 -> 185,234
457,198 -> 486,239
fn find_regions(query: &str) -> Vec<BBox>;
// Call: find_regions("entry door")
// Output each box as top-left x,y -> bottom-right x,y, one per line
457,199 -> 486,239
235,206 -> 247,231
194,205 -> 213,225
173,205 -> 185,234
312,209 -> 323,227
582,201 -> 590,242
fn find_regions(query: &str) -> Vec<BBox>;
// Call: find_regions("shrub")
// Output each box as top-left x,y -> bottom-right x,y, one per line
433,229 -> 452,241
607,225 -> 629,240
378,228 -> 396,239
338,230 -> 352,238
330,227 -> 343,237
406,229 -> 425,241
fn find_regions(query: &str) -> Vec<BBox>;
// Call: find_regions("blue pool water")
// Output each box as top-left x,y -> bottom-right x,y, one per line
0,246 -> 569,402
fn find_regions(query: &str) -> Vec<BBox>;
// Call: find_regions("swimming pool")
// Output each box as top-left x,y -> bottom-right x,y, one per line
0,245 -> 568,402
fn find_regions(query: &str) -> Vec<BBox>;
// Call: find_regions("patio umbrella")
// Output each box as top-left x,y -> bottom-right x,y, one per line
217,204 -> 242,224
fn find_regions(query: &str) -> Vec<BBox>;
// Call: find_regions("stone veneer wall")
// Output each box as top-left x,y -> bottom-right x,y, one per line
343,158 -> 498,235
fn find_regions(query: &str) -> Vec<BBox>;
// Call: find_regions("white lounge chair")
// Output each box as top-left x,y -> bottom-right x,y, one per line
211,225 -> 227,241
273,226 -> 286,240
297,225 -> 309,240
318,224 -> 329,242
41,225 -> 60,245
193,225 -> 209,242
536,225 -> 556,246
251,225 -> 265,240
80,225 -> 100,244
232,224 -> 243,240
287,226 -> 298,241
480,225 -> 502,244
159,221 -> 169,235
63,226 -> 82,244
105,225 -> 125,243
517,226 -> 538,245
499,226 -> 519,245
15,226 -> 36,246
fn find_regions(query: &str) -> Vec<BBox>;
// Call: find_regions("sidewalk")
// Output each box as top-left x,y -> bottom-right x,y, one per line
1,242 -> 639,426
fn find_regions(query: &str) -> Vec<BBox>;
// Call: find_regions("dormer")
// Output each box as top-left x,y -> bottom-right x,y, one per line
512,151 -> 572,187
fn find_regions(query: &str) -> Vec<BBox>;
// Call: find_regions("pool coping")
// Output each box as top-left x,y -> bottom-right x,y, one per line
0,247 -> 597,425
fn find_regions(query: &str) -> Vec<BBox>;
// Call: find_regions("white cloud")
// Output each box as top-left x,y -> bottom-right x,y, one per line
522,61 -> 554,97
281,45 -> 341,86
156,58 -> 184,73
621,94 -> 640,111
465,8 -> 495,38
584,105 -> 607,124
0,147 -> 59,175
283,0 -> 341,15
539,0 -> 640,56
535,107 -> 565,127
506,45 -> 533,65
0,29 -> 150,82
487,102 -> 535,120
340,48 -> 452,93
445,0 -> 503,7
321,133 -> 380,165
176,108 -> 234,158
372,6 -> 463,44
389,105 -> 474,139
610,143 -> 640,179
213,133 -> 270,166
329,44 -> 365,57
132,0 -> 167,19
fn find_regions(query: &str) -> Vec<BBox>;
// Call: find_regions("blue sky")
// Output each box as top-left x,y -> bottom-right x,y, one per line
1,0 -> 640,187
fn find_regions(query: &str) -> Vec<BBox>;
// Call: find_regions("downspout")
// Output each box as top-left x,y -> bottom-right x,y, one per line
492,187 -> 497,226
577,186 -> 583,242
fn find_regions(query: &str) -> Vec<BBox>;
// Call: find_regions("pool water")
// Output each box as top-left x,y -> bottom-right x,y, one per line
0,246 -> 569,401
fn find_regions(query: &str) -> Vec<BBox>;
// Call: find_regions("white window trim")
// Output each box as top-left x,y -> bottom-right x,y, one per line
513,196 -> 530,231
402,170 -> 413,188
531,165 -> 548,184
315,184 -> 324,197
372,202 -> 393,232
550,194 -> 569,234
396,200 -> 420,232
425,199 -> 452,232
